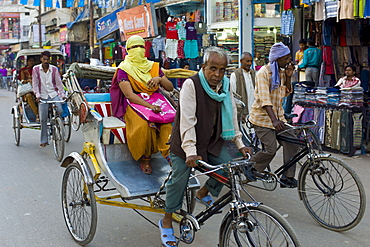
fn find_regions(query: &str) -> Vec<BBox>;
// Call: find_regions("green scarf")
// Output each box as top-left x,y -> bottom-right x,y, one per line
198,69 -> 235,140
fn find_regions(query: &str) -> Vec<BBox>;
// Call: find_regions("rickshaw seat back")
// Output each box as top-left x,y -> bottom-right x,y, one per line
84,93 -> 111,102
85,93 -> 126,145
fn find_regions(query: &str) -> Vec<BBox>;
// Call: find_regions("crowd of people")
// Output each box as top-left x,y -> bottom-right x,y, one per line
8,35 -> 363,247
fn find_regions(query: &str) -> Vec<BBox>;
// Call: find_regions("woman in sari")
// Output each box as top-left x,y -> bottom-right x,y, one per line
19,56 -> 38,121
110,35 -> 174,174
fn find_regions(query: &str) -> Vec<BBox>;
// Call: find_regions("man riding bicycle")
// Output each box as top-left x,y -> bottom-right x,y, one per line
32,50 -> 66,147
244,42 -> 300,188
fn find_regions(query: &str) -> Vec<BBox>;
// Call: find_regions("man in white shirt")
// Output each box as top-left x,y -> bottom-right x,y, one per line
230,52 -> 256,120
32,51 -> 66,147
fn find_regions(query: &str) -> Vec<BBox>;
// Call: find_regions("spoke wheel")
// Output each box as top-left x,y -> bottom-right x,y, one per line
220,205 -> 300,247
53,117 -> 65,162
12,112 -> 21,146
62,163 -> 97,245
63,115 -> 72,142
299,156 -> 366,231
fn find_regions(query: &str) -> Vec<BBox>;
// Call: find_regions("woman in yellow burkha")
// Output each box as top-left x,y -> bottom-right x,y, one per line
110,35 -> 174,174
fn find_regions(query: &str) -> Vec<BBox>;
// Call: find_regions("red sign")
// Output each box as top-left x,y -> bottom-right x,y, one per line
116,3 -> 158,41
60,26 -> 67,42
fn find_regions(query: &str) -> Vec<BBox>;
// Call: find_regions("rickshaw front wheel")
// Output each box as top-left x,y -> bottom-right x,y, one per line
61,163 -> 97,245
12,110 -> 21,146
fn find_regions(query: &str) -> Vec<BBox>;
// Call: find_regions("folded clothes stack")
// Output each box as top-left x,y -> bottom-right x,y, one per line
327,87 -> 341,105
339,87 -> 364,107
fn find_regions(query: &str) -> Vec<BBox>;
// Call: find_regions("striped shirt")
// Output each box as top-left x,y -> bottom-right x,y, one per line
295,49 -> 304,64
249,64 -> 292,129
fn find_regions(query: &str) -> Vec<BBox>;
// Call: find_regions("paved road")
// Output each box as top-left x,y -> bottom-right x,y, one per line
0,89 -> 369,246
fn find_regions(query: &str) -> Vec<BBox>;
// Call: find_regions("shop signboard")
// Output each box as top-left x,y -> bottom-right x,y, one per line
95,6 -> 126,40
116,3 -> 158,41
60,26 -> 67,42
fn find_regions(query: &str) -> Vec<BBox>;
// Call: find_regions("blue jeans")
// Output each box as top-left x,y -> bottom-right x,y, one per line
39,95 -> 63,144
165,146 -> 232,213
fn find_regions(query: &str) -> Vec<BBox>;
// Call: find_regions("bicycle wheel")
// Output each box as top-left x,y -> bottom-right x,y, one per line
299,156 -> 366,231
12,112 -> 21,146
220,204 -> 300,247
61,163 -> 97,245
53,117 -> 65,162
63,115 -> 72,142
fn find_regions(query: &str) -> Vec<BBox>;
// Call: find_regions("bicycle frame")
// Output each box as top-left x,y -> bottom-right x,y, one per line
181,163 -> 259,232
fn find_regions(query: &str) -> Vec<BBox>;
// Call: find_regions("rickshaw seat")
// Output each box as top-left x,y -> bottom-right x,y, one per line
85,93 -> 127,145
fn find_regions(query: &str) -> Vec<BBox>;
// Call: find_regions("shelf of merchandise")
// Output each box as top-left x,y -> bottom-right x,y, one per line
254,26 -> 282,62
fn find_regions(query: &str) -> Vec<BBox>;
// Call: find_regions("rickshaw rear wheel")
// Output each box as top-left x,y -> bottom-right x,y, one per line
62,163 -> 97,245
12,111 -> 21,146
53,117 -> 65,162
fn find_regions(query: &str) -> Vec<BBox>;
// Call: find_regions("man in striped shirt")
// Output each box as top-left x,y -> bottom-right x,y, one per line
245,42 -> 300,188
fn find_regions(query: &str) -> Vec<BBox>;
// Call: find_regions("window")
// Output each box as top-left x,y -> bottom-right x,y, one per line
254,3 -> 281,18
23,25 -> 30,37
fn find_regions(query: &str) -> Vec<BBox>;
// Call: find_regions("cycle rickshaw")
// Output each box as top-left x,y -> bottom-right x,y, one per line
11,49 -> 72,161
60,64 -> 300,246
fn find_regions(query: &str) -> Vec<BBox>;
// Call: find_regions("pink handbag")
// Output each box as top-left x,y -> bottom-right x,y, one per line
126,92 -> 176,123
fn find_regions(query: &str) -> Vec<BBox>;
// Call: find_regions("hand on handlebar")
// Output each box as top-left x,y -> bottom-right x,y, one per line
239,147 -> 253,159
186,155 -> 202,168
273,119 -> 286,132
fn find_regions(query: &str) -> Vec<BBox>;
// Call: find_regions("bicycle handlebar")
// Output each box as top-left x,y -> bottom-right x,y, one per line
196,153 -> 251,170
277,121 -> 317,136
39,100 -> 66,104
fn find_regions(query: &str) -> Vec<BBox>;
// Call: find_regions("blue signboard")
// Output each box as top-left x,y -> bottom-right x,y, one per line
96,6 -> 126,40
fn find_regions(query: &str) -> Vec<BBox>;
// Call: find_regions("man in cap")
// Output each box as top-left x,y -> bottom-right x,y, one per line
244,42 -> 300,188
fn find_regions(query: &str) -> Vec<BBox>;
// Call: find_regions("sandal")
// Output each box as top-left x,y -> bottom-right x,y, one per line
195,195 -> 214,208
140,159 -> 152,175
158,219 -> 177,247
195,195 -> 223,213
39,143 -> 49,148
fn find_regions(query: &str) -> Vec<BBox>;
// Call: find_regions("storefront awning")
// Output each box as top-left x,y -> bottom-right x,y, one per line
154,0 -> 201,9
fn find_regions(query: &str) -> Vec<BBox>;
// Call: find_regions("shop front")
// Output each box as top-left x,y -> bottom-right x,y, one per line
252,1 -> 282,69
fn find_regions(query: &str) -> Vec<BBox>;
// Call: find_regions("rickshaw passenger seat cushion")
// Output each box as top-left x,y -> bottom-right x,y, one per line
85,93 -> 111,102
102,117 -> 126,144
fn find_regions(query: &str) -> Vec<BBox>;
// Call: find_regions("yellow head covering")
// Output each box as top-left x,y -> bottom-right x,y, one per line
119,35 -> 154,85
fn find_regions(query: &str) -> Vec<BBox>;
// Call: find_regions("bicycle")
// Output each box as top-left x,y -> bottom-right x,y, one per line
245,120 -> 366,231
175,157 -> 301,246
40,99 -> 66,161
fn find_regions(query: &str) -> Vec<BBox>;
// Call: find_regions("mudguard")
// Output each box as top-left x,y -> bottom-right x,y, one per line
61,152 -> 94,186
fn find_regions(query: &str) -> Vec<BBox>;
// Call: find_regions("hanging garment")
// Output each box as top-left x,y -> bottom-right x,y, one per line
165,39 -> 178,60
353,113 -> 363,147
325,0 -> 339,19
166,21 -> 178,40
184,40 -> 198,59
185,22 -> 197,40
315,0 -> 325,21
317,108 -> 326,144
340,111 -> 351,153
331,110 -> 342,150
176,20 -> 187,40
339,0 -> 354,19
177,40 -> 185,59
325,109 -> 333,148
281,11 -> 295,36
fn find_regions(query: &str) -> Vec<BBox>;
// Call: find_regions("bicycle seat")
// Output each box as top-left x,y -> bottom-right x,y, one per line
293,120 -> 316,126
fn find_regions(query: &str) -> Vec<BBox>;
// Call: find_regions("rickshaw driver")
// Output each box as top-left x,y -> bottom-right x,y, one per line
158,47 -> 252,247
32,50 -> 66,147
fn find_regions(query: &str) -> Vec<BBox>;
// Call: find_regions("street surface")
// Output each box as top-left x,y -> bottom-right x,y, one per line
0,89 -> 369,247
